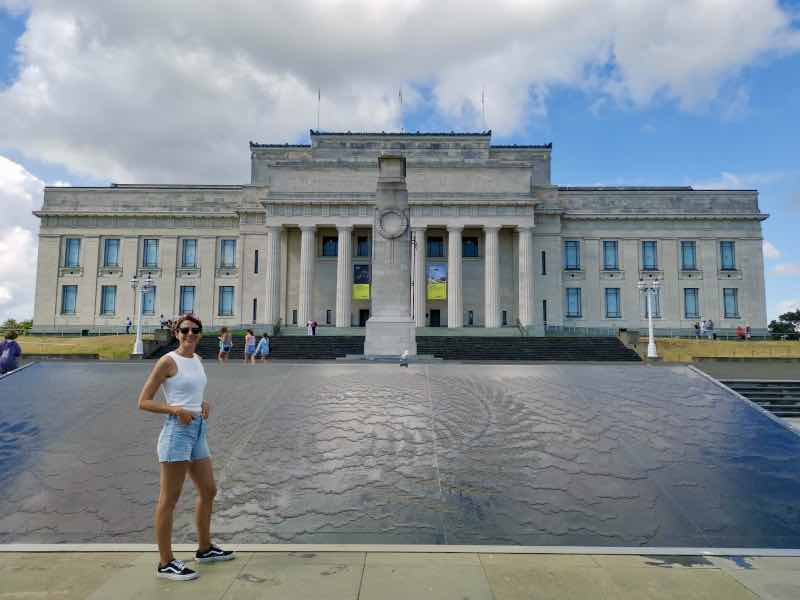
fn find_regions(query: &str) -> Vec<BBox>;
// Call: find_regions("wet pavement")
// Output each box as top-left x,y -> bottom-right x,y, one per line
2,361 -> 800,547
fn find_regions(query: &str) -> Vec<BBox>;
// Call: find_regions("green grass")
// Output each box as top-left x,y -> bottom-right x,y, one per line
19,335 -> 154,360
642,338 -> 800,363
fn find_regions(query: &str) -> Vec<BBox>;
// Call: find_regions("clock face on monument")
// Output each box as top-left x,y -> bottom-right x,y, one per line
376,208 -> 409,239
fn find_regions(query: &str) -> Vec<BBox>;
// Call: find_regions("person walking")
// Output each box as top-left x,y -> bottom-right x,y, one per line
707,319 -> 715,340
0,331 -> 22,375
244,329 -> 256,363
254,333 -> 270,363
217,327 -> 232,362
306,320 -> 313,336
137,315 -> 234,581
693,322 -> 700,339
699,319 -> 706,339
125,316 -> 132,335
311,319 -> 318,336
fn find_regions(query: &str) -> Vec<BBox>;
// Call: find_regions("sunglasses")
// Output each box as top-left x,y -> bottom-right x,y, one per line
178,326 -> 202,335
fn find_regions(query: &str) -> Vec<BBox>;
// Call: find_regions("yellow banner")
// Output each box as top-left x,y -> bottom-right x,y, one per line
352,284 -> 370,300
427,281 -> 446,300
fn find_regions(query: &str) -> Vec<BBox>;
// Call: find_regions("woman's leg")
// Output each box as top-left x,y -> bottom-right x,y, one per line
156,461 -> 190,566
188,458 -> 217,552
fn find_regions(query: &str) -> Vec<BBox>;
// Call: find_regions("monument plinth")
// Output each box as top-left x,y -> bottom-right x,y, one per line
363,156 -> 417,357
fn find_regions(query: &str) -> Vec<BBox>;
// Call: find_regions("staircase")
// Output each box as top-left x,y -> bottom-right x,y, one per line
416,336 -> 641,362
721,380 -> 800,418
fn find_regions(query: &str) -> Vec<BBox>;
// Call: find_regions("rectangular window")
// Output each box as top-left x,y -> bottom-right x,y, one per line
218,286 -> 234,316
326,309 -> 332,325
143,239 -> 159,268
644,289 -> 661,318
356,236 -> 370,257
724,288 -> 739,318
642,240 -> 658,270
720,241 -> 736,270
564,240 -> 580,270
501,310 -> 508,326
541,251 -> 547,275
61,285 -> 77,314
64,238 -> 81,267
603,241 -> 619,270
681,241 -> 697,270
566,288 -> 582,317
100,285 -> 117,315
252,298 -> 257,323
142,286 -> 156,315
427,236 -> 444,258
103,239 -> 120,267
292,309 -> 297,325
181,239 -> 197,268
462,237 -> 479,258
254,249 -> 259,274
179,286 -> 195,314
322,236 -> 338,257
605,288 -> 621,318
221,239 -> 236,267
542,299 -> 548,323
684,288 -> 699,319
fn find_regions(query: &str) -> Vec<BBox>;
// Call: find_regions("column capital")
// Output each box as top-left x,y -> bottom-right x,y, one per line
447,225 -> 464,233
411,225 -> 426,232
266,225 -> 283,233
299,224 -> 317,232
483,225 -> 502,233
517,225 -> 534,233
336,224 -> 354,232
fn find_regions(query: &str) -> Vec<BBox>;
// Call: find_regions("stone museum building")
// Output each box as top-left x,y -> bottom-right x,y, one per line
31,130 -> 768,334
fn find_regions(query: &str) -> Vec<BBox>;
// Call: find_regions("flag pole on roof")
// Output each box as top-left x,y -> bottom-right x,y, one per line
316,87 -> 321,130
399,86 -> 404,133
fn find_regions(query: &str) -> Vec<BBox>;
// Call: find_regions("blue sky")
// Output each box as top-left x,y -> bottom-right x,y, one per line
0,1 -> 798,322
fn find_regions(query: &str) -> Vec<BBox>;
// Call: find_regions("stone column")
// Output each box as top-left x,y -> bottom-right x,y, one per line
298,225 -> 316,326
517,226 -> 534,327
447,225 -> 463,328
412,226 -> 426,327
264,226 -> 282,324
484,225 -> 501,328
335,225 -> 353,327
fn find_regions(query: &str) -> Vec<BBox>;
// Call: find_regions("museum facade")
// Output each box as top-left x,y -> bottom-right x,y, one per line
32,130 -> 768,334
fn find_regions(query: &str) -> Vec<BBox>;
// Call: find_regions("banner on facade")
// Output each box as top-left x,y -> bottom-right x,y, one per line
427,263 -> 447,300
353,264 -> 370,300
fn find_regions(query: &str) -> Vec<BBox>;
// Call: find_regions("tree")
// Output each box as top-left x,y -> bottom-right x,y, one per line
1,318 -> 32,334
769,309 -> 800,338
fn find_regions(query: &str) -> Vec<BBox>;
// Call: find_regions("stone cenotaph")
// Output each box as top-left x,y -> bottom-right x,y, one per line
363,155 -> 417,357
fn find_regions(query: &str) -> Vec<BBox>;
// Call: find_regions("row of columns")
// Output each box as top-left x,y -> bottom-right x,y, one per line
263,224 -> 535,328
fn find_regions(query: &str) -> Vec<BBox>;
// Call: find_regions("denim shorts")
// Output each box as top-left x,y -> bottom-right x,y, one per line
157,414 -> 210,463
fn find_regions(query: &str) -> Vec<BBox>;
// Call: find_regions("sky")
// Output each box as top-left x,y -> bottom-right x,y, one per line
0,0 -> 798,323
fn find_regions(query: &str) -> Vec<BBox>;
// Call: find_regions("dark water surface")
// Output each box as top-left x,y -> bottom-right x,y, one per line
1,361 -> 799,547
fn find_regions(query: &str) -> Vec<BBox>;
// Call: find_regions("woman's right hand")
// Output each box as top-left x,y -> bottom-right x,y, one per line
173,407 -> 194,425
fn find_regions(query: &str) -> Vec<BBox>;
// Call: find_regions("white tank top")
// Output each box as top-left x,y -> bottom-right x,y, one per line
161,351 -> 207,413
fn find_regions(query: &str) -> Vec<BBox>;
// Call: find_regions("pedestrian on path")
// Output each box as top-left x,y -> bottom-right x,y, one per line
311,319 -> 318,336
137,314 -> 235,581
254,333 -> 270,363
306,319 -> 314,336
699,319 -> 706,339
0,331 -> 21,375
217,327 -> 232,362
125,316 -> 132,334
244,329 -> 256,363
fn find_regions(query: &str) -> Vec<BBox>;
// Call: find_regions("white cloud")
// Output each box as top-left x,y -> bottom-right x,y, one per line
776,299 -> 800,315
763,240 -> 782,260
0,1 -> 797,183
691,170 -> 787,189
772,263 -> 800,276
0,156 -> 41,321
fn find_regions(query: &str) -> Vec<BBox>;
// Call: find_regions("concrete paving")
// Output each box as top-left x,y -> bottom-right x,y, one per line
3,361 -> 800,548
1,551 -> 798,599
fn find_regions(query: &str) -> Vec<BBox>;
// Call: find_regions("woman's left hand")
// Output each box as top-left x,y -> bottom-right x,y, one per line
202,401 -> 210,420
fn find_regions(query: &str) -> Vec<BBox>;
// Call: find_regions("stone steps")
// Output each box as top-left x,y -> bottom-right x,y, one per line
722,380 -> 800,418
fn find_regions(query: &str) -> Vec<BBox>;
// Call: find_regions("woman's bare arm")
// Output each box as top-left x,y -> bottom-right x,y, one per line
138,356 -> 193,423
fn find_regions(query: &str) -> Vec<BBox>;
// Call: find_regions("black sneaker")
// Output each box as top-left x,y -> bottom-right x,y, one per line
157,559 -> 198,580
195,543 -> 236,563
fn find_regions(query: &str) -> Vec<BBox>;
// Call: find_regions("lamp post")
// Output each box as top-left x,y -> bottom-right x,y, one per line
130,274 -> 154,356
638,278 -> 661,359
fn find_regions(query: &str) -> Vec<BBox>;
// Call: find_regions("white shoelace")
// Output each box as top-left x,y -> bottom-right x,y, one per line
171,559 -> 186,571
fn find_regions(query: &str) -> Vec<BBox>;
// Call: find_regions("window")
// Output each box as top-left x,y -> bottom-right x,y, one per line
356,236 -> 370,257
100,285 -> 117,315
644,289 -> 661,318
142,286 -> 156,315
254,249 -> 259,274
720,241 -> 736,270
642,241 -> 658,270
603,241 -> 619,270
564,241 -> 580,270
292,309 -> 297,325
501,310 -> 508,326
61,285 -> 77,314
322,236 -> 338,257
724,288 -> 739,318
218,286 -> 234,316
684,288 -> 699,319
427,236 -> 444,258
181,239 -> 197,268
541,251 -> 547,275
467,310 -> 474,326
221,239 -> 236,267
605,288 -> 621,318
143,239 -> 159,268
463,237 -> 479,258
103,239 -> 120,267
179,286 -> 195,314
566,288 -> 582,317
326,309 -> 332,325
681,241 -> 697,271
64,238 -> 81,267
252,298 -> 258,323
542,299 -> 548,324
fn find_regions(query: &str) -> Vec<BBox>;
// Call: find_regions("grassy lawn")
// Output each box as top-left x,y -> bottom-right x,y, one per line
648,338 -> 800,363
19,335 -> 154,360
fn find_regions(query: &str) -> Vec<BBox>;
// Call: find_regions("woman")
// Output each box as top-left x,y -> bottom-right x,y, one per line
254,333 -> 270,363
217,327 -> 232,362
137,315 -> 234,581
0,331 -> 22,375
243,329 -> 256,363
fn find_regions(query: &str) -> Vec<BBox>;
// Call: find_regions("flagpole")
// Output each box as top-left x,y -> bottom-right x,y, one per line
317,88 -> 320,130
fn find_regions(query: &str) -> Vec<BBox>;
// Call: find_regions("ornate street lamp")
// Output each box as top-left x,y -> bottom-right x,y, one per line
129,274 -> 154,356
638,278 -> 661,359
